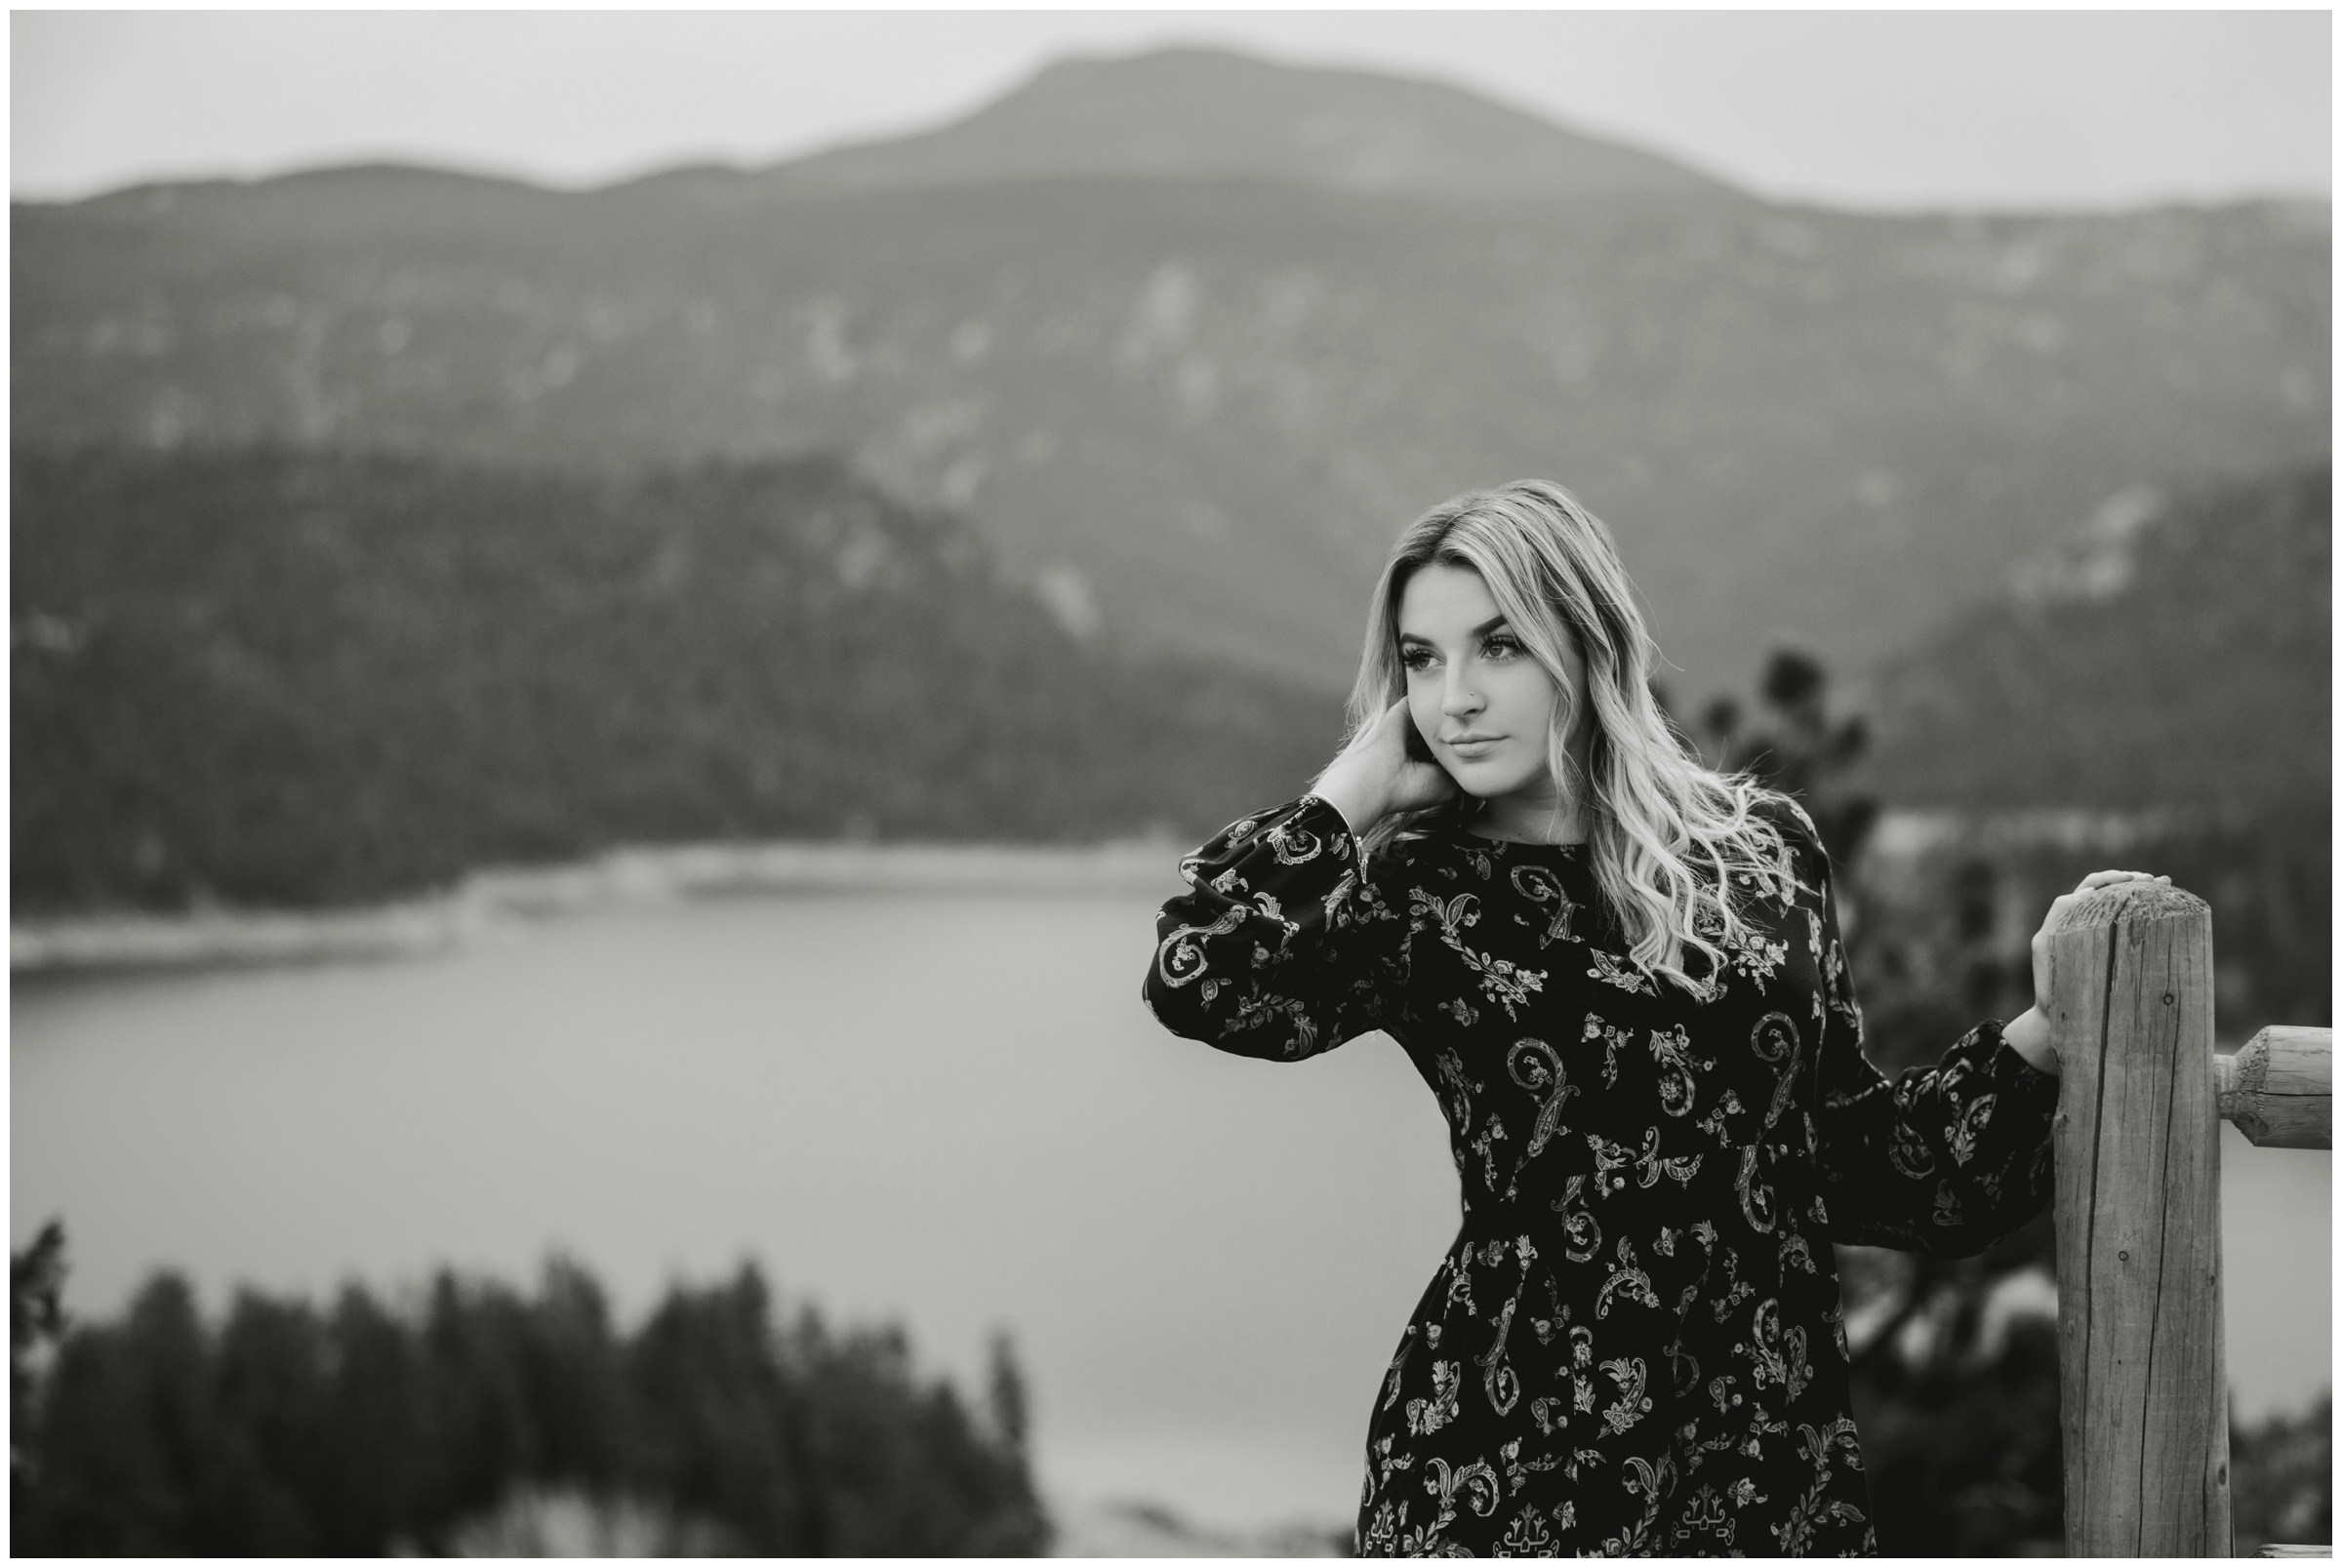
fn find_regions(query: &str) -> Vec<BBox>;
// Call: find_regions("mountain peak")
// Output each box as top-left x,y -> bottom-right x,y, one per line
764,44 -> 1737,203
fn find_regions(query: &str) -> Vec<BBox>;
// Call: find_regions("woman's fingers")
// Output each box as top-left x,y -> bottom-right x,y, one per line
2035,872 -> 2176,1010
1340,699 -> 1407,761
2070,869 -> 2172,894
2038,872 -> 2173,939
1318,699 -> 1454,829
2039,873 -> 2170,940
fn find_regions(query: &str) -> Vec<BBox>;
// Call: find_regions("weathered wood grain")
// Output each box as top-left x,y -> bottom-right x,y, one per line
2216,1025 -> 2333,1149
2045,881 -> 2231,1555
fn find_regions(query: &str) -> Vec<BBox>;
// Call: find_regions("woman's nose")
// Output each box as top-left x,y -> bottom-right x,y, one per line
1442,671 -> 1482,715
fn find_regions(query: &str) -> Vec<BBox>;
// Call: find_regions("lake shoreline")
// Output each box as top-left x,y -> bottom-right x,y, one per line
11,836 -> 1192,976
10,804 -> 2245,979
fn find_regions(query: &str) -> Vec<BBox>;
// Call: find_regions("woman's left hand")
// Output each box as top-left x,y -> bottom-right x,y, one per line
2000,868 -> 2173,1075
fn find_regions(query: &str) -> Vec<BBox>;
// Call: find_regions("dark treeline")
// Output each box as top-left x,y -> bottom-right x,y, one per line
13,441 -> 1340,913
10,1225 -> 1049,1555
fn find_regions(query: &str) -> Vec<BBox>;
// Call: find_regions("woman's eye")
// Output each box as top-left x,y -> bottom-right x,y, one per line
1400,647 -> 1435,671
1482,635 -> 1522,660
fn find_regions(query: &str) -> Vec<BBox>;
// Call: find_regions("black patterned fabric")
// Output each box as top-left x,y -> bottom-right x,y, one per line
1144,795 -> 2057,1556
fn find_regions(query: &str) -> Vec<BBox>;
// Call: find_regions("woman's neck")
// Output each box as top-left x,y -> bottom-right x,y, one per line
1470,788 -> 1589,845
1465,738 -> 1595,845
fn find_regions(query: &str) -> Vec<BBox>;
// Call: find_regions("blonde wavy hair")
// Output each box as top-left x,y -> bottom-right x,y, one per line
1337,479 -> 1800,993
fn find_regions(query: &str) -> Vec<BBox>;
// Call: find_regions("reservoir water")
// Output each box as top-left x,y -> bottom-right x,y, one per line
12,884 -> 2329,1537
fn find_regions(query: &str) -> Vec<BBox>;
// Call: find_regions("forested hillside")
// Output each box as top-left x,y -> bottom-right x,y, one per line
1856,461 -> 2329,813
12,445 -> 1338,911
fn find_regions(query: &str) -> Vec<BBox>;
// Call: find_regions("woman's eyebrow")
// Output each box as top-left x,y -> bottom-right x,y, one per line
1397,616 -> 1511,645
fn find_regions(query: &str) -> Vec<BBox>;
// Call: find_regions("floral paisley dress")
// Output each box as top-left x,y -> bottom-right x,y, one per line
1144,794 -> 2057,1557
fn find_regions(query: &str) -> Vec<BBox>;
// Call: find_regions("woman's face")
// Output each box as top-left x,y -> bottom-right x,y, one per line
1396,562 -> 1589,826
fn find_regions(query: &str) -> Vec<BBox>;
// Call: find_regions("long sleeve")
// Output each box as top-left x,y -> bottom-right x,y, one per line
1143,795 -> 1403,1063
1801,825 -> 2060,1257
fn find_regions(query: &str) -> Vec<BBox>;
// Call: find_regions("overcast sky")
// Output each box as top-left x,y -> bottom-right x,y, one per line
12,9 -> 2332,210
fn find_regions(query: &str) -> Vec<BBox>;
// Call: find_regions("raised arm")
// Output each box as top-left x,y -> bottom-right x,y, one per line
1144,795 -> 1407,1062
1146,700 -> 1459,1062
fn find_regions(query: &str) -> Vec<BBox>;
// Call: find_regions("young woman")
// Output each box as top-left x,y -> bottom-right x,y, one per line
1144,480 -> 2163,1557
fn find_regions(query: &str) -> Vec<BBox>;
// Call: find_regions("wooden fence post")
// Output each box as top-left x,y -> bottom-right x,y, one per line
2044,881 -> 2230,1556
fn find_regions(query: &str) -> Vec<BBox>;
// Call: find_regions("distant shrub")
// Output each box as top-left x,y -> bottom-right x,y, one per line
2233,1392 -> 2332,1555
1837,1216 -> 2065,1556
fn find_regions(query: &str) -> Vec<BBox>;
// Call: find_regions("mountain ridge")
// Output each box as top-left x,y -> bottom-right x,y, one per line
740,45 -> 1740,203
22,45 -> 1739,212
24,44 -> 2329,218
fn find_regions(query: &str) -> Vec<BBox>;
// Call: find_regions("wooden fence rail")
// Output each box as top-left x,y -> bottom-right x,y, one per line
2042,881 -> 2332,1558
2218,1026 -> 2333,1151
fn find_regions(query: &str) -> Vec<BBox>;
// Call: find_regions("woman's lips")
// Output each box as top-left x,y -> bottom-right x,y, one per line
1442,735 -> 1503,753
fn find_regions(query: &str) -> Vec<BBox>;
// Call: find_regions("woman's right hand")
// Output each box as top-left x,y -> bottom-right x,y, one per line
1312,700 -> 1457,836
2000,867 -> 2174,1073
